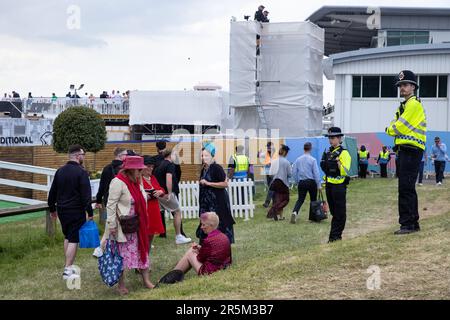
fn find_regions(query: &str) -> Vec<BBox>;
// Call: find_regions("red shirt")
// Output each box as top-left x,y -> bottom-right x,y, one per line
142,176 -> 165,235
197,229 -> 232,275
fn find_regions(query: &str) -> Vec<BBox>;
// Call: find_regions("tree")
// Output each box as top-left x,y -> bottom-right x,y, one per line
52,107 -> 107,153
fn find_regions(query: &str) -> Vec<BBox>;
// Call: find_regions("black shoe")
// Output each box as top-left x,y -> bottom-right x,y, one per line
394,228 -> 417,235
262,202 -> 269,208
159,233 -> 167,238
414,224 -> 421,231
328,238 -> 342,243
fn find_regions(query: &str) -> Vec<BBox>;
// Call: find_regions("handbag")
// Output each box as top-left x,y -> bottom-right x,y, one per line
309,190 -> 328,222
98,239 -> 123,287
119,214 -> 139,234
79,220 -> 100,248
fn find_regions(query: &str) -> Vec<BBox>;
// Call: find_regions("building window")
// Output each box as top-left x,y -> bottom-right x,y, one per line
362,76 -> 379,98
419,76 -> 437,98
438,76 -> 448,98
352,76 -> 361,98
381,76 -> 398,97
386,31 -> 430,46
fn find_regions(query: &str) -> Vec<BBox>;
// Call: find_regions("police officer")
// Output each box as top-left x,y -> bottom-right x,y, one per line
320,127 -> 352,242
228,145 -> 251,203
377,146 -> 391,178
228,145 -> 250,180
386,70 -> 426,234
357,145 -> 370,178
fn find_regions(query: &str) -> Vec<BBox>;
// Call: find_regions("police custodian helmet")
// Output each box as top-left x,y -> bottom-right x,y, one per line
395,70 -> 419,88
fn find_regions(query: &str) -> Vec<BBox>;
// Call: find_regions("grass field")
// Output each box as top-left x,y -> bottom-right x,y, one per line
1,178 -> 449,300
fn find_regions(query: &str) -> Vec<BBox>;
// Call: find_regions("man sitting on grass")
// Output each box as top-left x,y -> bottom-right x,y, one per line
164,212 -> 232,279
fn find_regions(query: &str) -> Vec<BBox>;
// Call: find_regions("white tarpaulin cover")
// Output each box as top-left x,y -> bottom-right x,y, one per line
129,90 -> 224,126
230,21 -> 324,137
229,22 -> 258,107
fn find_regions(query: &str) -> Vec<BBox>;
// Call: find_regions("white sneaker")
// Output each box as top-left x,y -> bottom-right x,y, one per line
62,267 -> 80,280
290,212 -> 297,224
175,234 -> 192,245
437,182 -> 442,186
418,183 -> 423,186
92,246 -> 103,258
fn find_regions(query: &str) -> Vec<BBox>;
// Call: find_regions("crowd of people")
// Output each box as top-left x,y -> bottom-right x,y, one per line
48,143 -> 234,295
45,68 -> 445,294
1,90 -> 131,101
356,136 -> 448,186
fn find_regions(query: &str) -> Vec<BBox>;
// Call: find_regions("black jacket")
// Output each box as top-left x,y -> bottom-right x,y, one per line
48,161 -> 93,216
96,159 -> 122,204
254,10 -> 264,22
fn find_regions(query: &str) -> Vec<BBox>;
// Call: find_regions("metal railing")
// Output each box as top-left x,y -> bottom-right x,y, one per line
1,97 -> 129,118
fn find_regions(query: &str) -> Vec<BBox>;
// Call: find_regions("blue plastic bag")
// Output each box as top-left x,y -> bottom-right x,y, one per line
79,220 -> 100,248
98,240 -> 123,287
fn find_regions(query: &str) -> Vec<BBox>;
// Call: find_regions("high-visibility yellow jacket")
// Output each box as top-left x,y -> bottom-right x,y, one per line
386,96 -> 427,150
378,151 -> 390,164
321,146 -> 352,185
232,154 -> 249,178
358,150 -> 369,164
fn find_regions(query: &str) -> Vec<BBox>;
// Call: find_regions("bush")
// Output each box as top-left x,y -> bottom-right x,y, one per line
52,107 -> 107,153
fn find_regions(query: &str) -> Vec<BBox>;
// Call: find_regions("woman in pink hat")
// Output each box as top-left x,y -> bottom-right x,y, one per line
105,155 -> 153,294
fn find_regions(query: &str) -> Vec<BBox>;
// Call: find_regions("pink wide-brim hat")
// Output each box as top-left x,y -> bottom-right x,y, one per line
121,156 -> 147,170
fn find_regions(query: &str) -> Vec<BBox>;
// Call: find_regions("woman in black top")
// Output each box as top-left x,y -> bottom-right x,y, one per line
197,144 -> 235,244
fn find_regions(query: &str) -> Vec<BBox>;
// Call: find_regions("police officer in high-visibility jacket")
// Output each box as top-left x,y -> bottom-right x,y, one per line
357,145 -> 370,178
386,70 -> 426,235
377,146 -> 391,178
228,145 -> 250,180
228,145 -> 251,204
320,127 -> 352,243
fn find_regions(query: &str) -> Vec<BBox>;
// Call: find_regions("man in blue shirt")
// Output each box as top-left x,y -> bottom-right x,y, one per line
431,136 -> 447,185
290,142 -> 321,224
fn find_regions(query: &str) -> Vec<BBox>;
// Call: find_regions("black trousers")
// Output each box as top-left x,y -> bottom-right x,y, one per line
326,183 -> 347,241
435,160 -> 446,183
398,147 -> 423,229
417,161 -> 424,183
380,163 -> 388,178
359,163 -> 368,178
293,179 -> 317,214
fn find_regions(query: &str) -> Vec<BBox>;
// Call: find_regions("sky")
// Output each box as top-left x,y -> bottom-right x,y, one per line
1,0 -> 449,104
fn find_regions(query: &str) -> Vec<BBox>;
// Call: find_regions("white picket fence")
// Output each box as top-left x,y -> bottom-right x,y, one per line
166,179 -> 255,221
0,160 -> 99,204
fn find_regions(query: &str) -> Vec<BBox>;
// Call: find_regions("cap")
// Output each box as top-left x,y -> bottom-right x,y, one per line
325,127 -> 344,137
395,70 -> 419,88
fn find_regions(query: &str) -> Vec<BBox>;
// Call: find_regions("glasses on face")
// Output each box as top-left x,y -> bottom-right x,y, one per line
77,153 -> 86,156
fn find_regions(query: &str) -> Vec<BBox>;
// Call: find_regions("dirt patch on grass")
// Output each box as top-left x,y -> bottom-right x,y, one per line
263,221 -> 450,300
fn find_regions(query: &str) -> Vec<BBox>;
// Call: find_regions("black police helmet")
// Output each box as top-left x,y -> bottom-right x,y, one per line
395,70 -> 419,88
325,127 -> 344,137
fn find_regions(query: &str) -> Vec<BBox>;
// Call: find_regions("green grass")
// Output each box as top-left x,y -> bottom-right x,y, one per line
0,178 -> 449,300
0,201 -> 46,224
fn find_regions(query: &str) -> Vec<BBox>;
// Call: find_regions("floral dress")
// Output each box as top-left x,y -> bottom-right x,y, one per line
118,197 -> 150,270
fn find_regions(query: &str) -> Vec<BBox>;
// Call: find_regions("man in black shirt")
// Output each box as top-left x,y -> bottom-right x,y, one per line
48,145 -> 93,280
254,5 -> 265,21
95,147 -> 128,218
154,141 -> 186,239
154,148 -> 191,244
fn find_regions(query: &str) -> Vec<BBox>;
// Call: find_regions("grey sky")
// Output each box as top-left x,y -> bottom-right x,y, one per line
1,0 -> 449,103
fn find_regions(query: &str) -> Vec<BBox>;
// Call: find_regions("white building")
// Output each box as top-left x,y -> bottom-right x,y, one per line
308,6 -> 450,134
